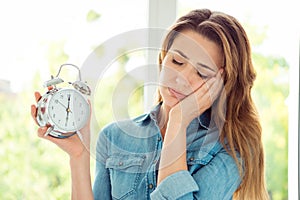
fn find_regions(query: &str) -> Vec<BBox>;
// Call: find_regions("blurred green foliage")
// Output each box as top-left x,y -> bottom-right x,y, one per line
86,10 -> 101,22
252,53 -> 289,200
0,9 -> 289,200
248,23 -> 289,200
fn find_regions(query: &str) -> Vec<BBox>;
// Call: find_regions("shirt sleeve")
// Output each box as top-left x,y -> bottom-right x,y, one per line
150,149 -> 241,200
92,130 -> 112,200
150,170 -> 199,200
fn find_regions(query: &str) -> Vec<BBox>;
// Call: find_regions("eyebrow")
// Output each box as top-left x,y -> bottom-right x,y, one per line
197,62 -> 216,73
173,49 -> 216,73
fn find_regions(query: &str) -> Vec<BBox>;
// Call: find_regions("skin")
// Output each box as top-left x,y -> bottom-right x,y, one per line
30,30 -> 224,199
157,30 -> 224,184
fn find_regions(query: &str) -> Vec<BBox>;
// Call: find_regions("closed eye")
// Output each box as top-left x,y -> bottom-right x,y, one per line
172,58 -> 184,66
197,71 -> 209,79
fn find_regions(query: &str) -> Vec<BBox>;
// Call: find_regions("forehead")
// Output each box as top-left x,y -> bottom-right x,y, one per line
169,30 -> 223,69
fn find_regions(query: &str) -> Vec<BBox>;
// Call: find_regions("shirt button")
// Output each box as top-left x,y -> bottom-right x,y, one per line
157,137 -> 161,141
189,157 -> 194,161
118,162 -> 123,166
148,183 -> 153,189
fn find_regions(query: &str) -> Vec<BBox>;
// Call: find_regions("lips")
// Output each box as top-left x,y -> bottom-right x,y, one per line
168,88 -> 187,100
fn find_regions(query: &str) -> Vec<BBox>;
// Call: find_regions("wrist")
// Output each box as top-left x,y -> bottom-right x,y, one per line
70,148 -> 90,165
164,119 -> 188,144
168,109 -> 191,130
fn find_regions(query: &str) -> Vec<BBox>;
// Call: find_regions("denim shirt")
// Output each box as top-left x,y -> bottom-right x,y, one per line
93,104 -> 241,200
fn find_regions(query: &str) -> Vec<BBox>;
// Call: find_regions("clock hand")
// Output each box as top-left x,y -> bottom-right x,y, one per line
65,113 -> 69,126
57,100 -> 67,109
65,94 -> 71,126
56,100 -> 73,114
67,94 -> 70,108
66,94 -> 72,113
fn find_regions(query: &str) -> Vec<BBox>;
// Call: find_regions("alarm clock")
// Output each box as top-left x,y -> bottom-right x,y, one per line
36,64 -> 91,139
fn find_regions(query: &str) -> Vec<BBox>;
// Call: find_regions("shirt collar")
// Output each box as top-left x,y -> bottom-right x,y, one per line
197,108 -> 211,129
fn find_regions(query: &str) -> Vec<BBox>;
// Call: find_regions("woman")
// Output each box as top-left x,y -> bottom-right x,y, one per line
31,9 -> 269,199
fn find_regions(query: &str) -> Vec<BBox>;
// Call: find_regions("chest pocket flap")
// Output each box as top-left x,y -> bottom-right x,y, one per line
187,151 -> 214,166
106,154 -> 145,170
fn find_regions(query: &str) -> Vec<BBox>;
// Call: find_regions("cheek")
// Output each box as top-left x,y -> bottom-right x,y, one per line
158,86 -> 168,102
160,56 -> 206,93
159,65 -> 177,88
191,77 -> 205,90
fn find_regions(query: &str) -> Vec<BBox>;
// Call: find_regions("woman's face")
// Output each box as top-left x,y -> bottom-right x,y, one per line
159,30 -> 224,108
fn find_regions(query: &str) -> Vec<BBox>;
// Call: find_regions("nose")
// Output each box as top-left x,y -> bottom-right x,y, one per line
175,64 -> 196,86
174,66 -> 198,95
175,76 -> 186,85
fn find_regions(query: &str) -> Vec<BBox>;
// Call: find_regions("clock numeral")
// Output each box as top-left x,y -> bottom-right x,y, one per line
52,114 -> 55,118
60,94 -> 64,99
55,100 -> 58,104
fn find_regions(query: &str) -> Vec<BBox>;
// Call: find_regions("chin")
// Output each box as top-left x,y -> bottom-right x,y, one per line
160,87 -> 180,107
161,96 -> 179,108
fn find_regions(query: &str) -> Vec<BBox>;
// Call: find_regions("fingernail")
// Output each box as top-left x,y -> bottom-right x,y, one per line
220,68 -> 224,74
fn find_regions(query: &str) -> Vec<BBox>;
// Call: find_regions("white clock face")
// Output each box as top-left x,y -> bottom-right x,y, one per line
48,88 -> 90,132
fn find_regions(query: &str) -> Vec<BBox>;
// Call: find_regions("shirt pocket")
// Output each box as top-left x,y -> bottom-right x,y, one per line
106,154 -> 145,200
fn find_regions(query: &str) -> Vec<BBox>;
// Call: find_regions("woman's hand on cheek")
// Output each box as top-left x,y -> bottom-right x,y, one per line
169,69 -> 224,127
204,68 -> 224,106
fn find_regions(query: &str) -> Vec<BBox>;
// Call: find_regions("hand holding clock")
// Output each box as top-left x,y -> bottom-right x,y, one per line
31,64 -> 94,199
31,91 -> 91,158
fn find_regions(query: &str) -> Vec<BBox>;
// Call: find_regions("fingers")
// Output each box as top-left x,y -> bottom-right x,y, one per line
199,70 -> 222,104
31,104 -> 36,118
31,104 -> 39,125
37,126 -> 48,138
34,92 -> 42,102
32,104 -> 49,137
188,68 -> 224,107
205,70 -> 224,103
32,92 -> 42,125
37,126 -> 60,144
32,91 -> 57,142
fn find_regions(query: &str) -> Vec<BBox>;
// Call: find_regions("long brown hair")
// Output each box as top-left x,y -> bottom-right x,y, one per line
156,9 -> 269,200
